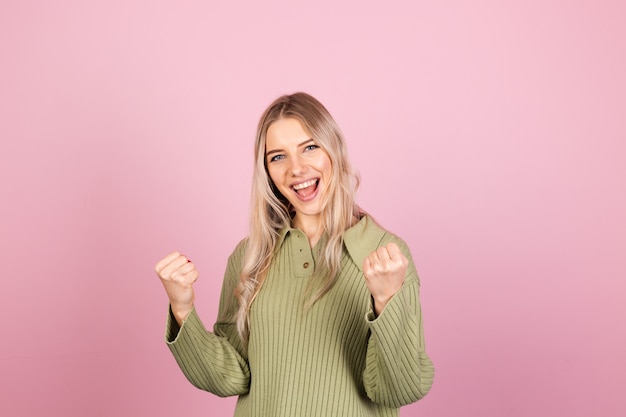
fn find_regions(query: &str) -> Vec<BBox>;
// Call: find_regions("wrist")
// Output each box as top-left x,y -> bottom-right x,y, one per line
170,303 -> 193,326
372,296 -> 390,317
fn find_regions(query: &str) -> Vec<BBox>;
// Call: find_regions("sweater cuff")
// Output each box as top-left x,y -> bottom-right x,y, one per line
165,305 -> 199,344
365,282 -> 415,329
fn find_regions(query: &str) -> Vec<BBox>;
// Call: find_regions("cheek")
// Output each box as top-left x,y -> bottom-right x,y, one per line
320,156 -> 332,178
266,166 -> 283,187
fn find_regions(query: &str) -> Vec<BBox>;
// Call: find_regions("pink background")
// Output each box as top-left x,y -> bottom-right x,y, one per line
1,1 -> 624,416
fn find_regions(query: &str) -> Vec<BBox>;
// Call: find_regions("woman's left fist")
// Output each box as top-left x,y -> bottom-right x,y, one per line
363,242 -> 408,316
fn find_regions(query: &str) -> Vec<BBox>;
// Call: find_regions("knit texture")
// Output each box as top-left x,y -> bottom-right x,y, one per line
166,215 -> 434,416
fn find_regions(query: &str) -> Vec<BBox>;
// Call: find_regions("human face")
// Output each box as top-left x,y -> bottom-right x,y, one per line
265,117 -> 332,228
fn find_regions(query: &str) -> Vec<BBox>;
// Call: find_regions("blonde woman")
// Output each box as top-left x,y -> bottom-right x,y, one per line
155,92 -> 434,416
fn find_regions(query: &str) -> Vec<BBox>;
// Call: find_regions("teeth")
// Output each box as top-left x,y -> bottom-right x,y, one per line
293,179 -> 317,190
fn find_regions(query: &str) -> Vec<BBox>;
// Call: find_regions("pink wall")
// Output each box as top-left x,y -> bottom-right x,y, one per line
1,1 -> 624,416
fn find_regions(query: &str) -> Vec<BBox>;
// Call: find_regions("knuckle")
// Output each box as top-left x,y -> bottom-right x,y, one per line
158,266 -> 170,277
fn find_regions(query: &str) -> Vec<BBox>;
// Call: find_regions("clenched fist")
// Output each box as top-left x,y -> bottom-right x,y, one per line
155,251 -> 198,325
363,242 -> 408,316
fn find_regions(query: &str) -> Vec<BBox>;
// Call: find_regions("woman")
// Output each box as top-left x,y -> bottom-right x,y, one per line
155,92 -> 434,416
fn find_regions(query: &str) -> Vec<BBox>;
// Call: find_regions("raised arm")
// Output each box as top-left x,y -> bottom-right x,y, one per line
362,237 -> 435,407
155,242 -> 250,397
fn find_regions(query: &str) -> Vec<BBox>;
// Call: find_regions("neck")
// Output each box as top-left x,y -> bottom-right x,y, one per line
293,214 -> 323,247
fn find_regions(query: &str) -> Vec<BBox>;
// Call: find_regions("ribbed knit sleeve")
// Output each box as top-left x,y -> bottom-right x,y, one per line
363,237 -> 435,408
165,241 -> 250,397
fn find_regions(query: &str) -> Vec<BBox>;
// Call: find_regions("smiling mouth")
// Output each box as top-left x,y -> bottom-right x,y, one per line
292,179 -> 319,198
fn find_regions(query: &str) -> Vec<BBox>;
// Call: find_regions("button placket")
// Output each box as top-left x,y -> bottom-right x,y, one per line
292,231 -> 314,277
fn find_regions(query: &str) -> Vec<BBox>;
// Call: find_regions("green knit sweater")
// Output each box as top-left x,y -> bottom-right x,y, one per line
165,215 -> 434,416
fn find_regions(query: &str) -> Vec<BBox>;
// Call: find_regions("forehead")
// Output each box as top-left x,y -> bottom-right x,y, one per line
266,117 -> 311,148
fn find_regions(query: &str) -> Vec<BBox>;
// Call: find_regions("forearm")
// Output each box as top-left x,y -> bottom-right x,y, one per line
166,306 -> 250,397
363,278 -> 435,407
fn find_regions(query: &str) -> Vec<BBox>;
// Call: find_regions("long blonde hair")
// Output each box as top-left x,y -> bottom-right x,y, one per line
235,92 -> 362,343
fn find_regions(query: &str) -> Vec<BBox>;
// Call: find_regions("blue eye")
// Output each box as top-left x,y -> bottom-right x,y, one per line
304,144 -> 319,152
269,154 -> 285,162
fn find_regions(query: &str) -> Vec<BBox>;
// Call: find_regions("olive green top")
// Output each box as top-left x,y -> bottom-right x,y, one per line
165,215 -> 434,416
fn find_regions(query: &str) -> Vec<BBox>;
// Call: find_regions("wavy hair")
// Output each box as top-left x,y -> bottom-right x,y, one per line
235,92 -> 362,343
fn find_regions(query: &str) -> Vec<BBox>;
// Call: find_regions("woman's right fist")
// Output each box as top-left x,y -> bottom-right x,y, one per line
155,251 -> 198,324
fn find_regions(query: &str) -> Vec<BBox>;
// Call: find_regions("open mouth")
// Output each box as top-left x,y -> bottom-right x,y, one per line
292,179 -> 319,198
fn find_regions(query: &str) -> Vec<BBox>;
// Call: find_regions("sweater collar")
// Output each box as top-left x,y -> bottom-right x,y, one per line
276,214 -> 386,272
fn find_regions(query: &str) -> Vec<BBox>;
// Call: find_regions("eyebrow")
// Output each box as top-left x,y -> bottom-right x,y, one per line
265,138 -> 315,157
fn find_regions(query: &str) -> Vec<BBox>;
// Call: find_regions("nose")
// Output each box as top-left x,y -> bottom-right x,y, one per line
289,155 -> 307,176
